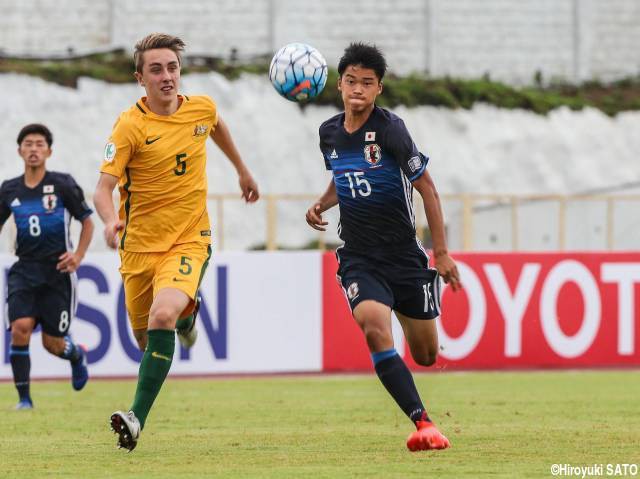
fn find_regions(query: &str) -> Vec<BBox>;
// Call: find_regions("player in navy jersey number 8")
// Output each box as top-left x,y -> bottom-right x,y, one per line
0,124 -> 94,410
306,43 -> 461,451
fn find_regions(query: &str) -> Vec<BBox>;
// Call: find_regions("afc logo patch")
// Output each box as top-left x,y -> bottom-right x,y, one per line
42,194 -> 57,212
103,142 -> 116,162
364,144 -> 382,166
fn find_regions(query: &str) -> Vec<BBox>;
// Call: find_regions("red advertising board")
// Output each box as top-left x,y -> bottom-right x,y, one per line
322,252 -> 640,371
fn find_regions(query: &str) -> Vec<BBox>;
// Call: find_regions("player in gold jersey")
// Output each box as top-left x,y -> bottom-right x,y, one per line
93,33 -> 259,451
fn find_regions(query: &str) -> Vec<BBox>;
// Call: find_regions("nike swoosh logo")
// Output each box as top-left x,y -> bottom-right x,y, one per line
151,351 -> 171,361
173,277 -> 187,282
145,136 -> 161,145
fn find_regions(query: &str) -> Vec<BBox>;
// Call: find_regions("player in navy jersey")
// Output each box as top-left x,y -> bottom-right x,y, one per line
0,124 -> 94,410
306,43 -> 461,451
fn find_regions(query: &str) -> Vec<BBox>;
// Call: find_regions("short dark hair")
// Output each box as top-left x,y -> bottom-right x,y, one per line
17,123 -> 53,147
338,42 -> 387,81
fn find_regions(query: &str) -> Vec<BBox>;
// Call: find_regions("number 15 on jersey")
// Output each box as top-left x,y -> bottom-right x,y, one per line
345,172 -> 371,198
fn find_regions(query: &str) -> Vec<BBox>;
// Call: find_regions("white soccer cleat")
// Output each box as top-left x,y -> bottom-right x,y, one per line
176,296 -> 200,349
110,410 -> 140,452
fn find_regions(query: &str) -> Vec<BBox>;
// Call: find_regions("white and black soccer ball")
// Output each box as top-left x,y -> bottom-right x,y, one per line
269,43 -> 328,102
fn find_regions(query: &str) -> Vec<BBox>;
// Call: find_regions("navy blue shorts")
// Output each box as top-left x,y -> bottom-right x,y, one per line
6,260 -> 76,337
335,242 -> 441,320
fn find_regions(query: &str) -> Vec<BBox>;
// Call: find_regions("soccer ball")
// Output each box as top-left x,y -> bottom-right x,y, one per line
269,43 -> 328,102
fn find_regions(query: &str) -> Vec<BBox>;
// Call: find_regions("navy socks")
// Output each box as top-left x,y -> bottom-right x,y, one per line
10,345 -> 31,402
372,348 -> 430,424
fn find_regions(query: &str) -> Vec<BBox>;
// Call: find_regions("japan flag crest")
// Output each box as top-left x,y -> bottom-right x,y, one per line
42,194 -> 57,212
364,144 -> 382,166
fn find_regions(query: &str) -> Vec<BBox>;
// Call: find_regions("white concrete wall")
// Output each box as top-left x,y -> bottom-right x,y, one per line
1,0 -> 639,83
429,0 -> 576,83
110,0 -> 271,60
0,0 -> 111,53
589,0 -> 640,80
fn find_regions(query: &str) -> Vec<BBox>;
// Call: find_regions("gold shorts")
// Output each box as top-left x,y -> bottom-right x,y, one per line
119,242 -> 212,331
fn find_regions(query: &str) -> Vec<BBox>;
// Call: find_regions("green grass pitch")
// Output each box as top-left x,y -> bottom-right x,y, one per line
1,371 -> 639,478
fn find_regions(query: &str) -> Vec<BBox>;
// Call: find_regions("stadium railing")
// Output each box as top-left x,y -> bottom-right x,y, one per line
203,193 -> 640,251
1,193 -> 638,252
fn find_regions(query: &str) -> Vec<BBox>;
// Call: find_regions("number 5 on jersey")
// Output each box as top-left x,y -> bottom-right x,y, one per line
174,153 -> 187,176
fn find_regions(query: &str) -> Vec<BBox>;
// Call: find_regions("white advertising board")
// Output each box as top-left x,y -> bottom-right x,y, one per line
0,251 -> 322,379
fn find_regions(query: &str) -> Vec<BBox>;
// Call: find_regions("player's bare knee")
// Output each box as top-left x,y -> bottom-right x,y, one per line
148,306 -> 179,330
363,324 -> 393,351
11,325 -> 31,345
11,330 -> 29,344
413,350 -> 438,367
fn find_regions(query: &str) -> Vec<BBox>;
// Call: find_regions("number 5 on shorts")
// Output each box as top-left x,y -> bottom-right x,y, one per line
179,256 -> 192,275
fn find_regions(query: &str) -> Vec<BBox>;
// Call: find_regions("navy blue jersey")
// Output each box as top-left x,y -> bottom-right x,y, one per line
320,106 -> 428,250
0,171 -> 92,261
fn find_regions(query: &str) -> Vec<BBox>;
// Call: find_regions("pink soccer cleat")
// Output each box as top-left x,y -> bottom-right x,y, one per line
406,421 -> 451,451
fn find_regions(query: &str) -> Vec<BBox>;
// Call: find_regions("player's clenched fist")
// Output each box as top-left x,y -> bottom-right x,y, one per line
434,253 -> 462,292
238,171 -> 260,203
306,203 -> 328,231
104,220 -> 124,249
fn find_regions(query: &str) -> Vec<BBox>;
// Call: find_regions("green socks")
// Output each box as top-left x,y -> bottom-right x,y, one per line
131,329 -> 175,429
175,314 -> 194,333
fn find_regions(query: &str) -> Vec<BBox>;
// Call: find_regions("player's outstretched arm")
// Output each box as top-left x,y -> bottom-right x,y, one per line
57,216 -> 94,273
209,116 -> 259,203
413,170 -> 461,291
94,173 -> 124,250
306,180 -> 338,231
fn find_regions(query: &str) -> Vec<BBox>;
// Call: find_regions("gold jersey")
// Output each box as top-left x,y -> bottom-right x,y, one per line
101,95 -> 217,252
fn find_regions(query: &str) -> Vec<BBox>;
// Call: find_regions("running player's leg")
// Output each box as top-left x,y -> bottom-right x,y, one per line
9,316 -> 36,409
120,249 -> 156,351
128,287 -> 189,429
7,262 -> 38,408
175,296 -> 201,348
110,250 -> 155,450
341,265 -> 432,443
111,289 -> 187,452
111,244 -> 209,451
129,243 -> 211,426
394,312 -> 449,450
392,267 -> 449,450
354,302 -> 432,429
39,272 -> 88,390
174,245 -> 211,348
40,332 -> 88,391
